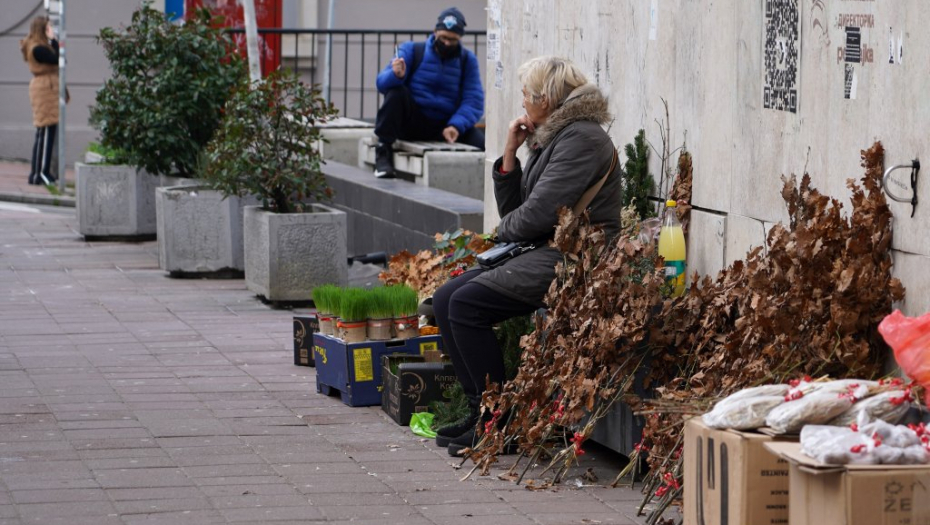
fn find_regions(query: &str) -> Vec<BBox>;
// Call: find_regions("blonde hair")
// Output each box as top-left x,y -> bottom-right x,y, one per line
517,56 -> 588,108
20,16 -> 50,61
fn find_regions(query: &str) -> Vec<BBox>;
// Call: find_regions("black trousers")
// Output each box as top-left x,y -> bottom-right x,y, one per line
432,269 -> 537,409
30,124 -> 57,178
375,86 -> 485,150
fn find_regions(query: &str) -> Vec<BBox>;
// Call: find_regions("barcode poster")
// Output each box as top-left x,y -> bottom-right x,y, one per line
762,0 -> 800,113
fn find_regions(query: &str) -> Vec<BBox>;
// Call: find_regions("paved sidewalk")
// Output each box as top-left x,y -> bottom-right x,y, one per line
0,201 -> 654,524
0,159 -> 75,207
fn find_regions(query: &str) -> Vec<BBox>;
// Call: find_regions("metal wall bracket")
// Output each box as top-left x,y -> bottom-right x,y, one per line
882,159 -> 920,217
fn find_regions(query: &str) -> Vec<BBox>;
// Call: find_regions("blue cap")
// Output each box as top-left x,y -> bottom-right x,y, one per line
435,7 -> 466,36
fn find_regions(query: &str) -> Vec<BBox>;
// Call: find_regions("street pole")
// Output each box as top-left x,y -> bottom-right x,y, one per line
322,0 -> 334,103
240,0 -> 261,83
57,0 -> 66,193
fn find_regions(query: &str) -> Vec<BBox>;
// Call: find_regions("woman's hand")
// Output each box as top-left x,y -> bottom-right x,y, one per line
502,114 -> 534,173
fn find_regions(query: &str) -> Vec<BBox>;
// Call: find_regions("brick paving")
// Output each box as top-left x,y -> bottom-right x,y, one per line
0,161 -> 655,524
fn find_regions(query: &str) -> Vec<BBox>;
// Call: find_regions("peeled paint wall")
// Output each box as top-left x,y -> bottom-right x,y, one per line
484,0 -> 930,317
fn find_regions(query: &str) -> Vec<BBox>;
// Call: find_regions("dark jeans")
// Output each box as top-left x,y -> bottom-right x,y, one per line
30,124 -> 57,178
375,86 -> 484,150
432,269 -> 537,409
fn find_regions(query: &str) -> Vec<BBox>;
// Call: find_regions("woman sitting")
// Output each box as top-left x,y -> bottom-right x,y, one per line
432,56 -> 623,456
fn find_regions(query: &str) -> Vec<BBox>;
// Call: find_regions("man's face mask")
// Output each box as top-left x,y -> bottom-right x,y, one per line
435,39 -> 460,59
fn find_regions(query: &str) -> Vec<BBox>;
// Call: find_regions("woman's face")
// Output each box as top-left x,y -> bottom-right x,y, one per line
522,87 -> 550,126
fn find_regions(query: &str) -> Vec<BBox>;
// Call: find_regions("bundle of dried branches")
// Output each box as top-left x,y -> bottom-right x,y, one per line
379,230 -> 493,298
668,151 -> 692,235
461,210 -> 666,480
633,141 -> 904,520
462,142 -> 904,524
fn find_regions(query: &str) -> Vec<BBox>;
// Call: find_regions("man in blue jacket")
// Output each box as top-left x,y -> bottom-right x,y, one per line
373,7 -> 485,178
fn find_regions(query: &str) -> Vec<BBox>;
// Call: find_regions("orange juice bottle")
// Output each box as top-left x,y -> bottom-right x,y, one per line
658,200 -> 686,297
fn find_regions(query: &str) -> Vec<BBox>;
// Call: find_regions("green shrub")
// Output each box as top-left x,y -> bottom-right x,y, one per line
623,129 -> 655,219
90,2 -> 245,177
203,68 -> 339,213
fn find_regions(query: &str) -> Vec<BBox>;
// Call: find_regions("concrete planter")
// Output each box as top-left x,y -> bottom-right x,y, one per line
76,162 -> 159,239
243,204 -> 348,302
156,185 -> 258,276
76,162 -> 196,240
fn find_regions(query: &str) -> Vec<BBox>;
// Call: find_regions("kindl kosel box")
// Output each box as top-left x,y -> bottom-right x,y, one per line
381,354 -> 458,426
293,315 -> 319,367
765,440 -> 930,525
683,417 -> 791,525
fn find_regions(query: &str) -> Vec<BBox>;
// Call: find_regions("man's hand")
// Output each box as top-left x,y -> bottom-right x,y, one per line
392,58 -> 406,79
442,126 -> 459,144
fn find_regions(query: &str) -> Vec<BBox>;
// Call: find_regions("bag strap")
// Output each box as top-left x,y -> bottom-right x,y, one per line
405,42 -> 427,84
572,147 -> 618,215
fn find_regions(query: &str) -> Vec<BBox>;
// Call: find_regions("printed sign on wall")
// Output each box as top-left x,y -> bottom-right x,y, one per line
762,0 -> 800,113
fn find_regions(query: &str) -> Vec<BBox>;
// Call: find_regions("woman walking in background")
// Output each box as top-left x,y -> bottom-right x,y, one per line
21,16 -> 61,185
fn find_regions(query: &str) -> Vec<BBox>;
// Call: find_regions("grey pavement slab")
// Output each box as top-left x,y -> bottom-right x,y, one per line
0,202 -> 651,524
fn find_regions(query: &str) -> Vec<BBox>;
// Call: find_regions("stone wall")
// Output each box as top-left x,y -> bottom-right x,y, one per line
483,0 -> 930,317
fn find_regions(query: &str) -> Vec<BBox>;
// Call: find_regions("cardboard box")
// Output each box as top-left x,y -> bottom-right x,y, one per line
293,315 -> 319,367
684,418 -> 790,525
313,333 -> 442,407
765,441 -> 930,525
381,354 -> 458,426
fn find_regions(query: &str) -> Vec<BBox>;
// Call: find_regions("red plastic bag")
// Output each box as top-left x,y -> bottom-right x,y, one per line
878,310 -> 930,404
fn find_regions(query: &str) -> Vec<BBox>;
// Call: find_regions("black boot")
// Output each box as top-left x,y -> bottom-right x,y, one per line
446,409 -> 518,457
374,143 -> 395,178
447,427 -> 477,457
435,410 -> 478,448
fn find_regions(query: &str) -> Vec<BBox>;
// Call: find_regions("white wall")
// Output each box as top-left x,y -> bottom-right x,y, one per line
484,0 -> 930,317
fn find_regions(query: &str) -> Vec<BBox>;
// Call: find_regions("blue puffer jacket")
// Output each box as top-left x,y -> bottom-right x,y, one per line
376,35 -> 484,133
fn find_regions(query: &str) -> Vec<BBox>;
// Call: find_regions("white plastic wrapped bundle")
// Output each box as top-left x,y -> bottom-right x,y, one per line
702,396 -> 785,430
800,425 -> 878,465
810,379 -> 879,395
765,392 -> 855,434
713,384 -> 791,404
701,384 -> 790,430
800,419 -> 930,465
830,390 -> 911,426
861,420 -> 920,448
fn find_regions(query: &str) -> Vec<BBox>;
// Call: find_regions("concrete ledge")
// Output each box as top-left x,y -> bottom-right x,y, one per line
317,117 -> 375,167
0,191 -> 75,208
358,137 -> 485,200
321,160 -> 484,256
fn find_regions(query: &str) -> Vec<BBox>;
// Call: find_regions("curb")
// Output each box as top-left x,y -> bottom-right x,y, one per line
0,191 -> 76,208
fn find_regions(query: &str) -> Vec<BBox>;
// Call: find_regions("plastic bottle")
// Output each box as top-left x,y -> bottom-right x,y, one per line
658,200 -> 686,297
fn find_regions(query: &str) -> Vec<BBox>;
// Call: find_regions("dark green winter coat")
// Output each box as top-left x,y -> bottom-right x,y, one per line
473,83 -> 622,307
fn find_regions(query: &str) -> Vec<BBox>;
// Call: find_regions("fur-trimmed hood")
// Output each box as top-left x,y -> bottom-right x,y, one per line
526,83 -> 611,149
